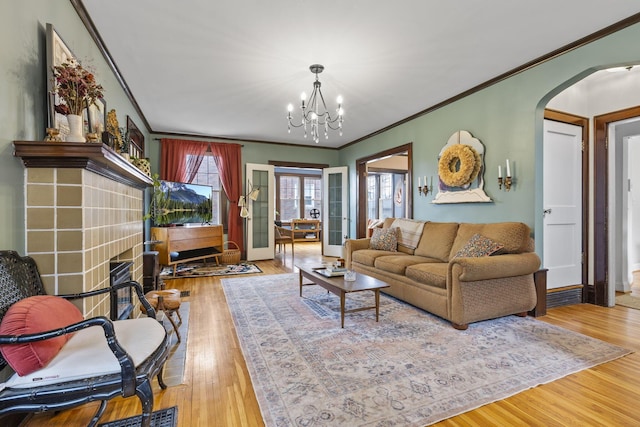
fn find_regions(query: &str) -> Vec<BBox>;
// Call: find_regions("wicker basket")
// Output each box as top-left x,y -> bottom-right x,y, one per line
220,241 -> 241,265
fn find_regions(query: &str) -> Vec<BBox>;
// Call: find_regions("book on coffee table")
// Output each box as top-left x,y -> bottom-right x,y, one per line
315,268 -> 346,277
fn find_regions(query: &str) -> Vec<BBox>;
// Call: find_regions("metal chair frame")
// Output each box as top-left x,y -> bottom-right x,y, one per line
0,251 -> 171,427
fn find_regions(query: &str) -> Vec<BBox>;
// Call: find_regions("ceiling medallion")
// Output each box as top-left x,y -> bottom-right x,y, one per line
287,64 -> 344,143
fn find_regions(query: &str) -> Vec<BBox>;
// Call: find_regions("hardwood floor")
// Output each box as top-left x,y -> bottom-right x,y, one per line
21,242 -> 640,426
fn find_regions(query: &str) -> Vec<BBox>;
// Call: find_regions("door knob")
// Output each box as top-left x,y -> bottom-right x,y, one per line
543,209 -> 552,216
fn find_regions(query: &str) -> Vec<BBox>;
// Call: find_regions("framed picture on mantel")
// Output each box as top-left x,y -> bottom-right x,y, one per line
127,116 -> 144,158
46,23 -> 76,141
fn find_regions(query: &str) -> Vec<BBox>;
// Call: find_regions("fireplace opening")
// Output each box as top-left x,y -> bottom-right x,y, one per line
109,261 -> 134,320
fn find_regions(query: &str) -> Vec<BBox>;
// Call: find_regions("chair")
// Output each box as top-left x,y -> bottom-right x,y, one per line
0,251 -> 171,427
275,225 -> 294,258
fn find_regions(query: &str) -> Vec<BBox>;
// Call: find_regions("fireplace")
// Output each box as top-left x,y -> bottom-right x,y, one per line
110,261 -> 134,320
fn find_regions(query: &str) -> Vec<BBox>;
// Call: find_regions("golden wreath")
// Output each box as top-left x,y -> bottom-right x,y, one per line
438,144 -> 480,187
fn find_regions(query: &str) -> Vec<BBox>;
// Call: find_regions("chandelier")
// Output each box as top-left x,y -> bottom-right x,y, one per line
287,64 -> 344,143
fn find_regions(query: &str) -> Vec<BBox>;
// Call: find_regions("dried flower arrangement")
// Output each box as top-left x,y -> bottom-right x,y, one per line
52,59 -> 104,116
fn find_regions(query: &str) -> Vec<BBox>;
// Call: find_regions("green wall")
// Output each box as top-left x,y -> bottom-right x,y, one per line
339,23 -> 640,241
2,1 -> 640,254
0,0 -> 150,252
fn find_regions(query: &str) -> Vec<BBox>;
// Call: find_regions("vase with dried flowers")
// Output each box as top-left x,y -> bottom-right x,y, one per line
52,59 -> 104,142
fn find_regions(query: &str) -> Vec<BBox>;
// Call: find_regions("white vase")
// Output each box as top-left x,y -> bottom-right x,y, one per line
66,114 -> 86,142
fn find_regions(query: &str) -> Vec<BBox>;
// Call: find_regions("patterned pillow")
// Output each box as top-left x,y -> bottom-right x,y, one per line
370,227 -> 399,251
454,233 -> 504,258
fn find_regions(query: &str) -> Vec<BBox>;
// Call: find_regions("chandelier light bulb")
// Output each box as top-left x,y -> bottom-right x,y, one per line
337,95 -> 343,104
287,103 -> 293,112
300,92 -> 307,101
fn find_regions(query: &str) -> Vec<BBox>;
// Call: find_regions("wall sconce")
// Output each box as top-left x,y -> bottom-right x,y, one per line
418,175 -> 433,196
498,159 -> 513,191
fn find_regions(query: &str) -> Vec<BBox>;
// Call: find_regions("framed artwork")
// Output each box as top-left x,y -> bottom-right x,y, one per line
87,97 -> 107,135
46,23 -> 76,141
127,116 -> 145,158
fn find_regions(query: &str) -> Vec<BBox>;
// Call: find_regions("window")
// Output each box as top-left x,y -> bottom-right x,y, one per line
275,168 -> 322,221
279,175 -> 299,221
189,154 -> 225,226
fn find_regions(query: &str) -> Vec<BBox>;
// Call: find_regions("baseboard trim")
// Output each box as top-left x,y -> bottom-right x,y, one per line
547,285 -> 584,309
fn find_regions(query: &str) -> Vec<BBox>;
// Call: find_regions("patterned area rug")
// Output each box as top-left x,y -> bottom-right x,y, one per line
162,302 -> 189,386
616,293 -> 640,310
222,273 -> 631,427
160,262 -> 261,279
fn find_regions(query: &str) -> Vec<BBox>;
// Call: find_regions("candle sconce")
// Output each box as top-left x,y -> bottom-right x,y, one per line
498,160 -> 513,191
417,176 -> 433,197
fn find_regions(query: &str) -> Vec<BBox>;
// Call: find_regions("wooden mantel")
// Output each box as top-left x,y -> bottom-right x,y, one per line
13,141 -> 153,189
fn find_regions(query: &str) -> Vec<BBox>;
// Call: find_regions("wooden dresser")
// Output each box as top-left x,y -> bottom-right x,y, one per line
151,225 -> 224,275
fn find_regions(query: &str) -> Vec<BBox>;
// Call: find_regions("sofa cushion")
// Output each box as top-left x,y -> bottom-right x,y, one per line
3,317 -> 166,389
374,254 -> 434,275
453,233 -> 504,258
449,222 -> 531,259
0,295 -> 83,376
414,222 -> 460,262
405,263 -> 449,289
369,227 -> 398,251
352,249 -> 398,267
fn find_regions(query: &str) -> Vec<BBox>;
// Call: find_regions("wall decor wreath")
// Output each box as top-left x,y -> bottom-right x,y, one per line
438,144 -> 481,187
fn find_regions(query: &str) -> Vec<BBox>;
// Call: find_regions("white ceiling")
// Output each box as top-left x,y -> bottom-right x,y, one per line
79,0 -> 640,148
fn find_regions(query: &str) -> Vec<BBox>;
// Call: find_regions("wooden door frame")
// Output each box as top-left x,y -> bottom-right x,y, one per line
356,143 -> 412,238
593,106 -> 640,306
544,109 -> 589,299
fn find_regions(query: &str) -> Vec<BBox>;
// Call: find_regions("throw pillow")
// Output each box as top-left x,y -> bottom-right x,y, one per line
370,227 -> 399,251
0,295 -> 83,376
454,233 -> 504,258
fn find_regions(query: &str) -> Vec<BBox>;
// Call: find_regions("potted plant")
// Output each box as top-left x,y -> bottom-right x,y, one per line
52,59 -> 104,142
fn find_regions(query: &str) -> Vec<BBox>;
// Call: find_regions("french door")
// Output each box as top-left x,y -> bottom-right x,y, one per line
322,166 -> 349,257
246,163 -> 274,261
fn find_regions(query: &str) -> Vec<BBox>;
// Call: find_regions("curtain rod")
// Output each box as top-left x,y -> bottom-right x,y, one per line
153,138 -> 243,147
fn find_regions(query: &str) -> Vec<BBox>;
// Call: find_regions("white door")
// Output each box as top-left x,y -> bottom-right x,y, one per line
543,119 -> 583,289
246,163 -> 275,261
322,166 -> 348,257
625,136 -> 640,291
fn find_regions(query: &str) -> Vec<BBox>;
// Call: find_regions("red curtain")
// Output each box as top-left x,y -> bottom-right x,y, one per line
210,143 -> 243,254
160,139 -> 208,182
159,138 -> 244,254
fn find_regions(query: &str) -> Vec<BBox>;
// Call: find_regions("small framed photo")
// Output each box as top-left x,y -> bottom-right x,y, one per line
127,116 -> 145,158
87,97 -> 107,135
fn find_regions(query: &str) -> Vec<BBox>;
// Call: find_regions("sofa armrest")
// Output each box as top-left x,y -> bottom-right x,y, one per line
449,252 -> 541,282
344,238 -> 371,268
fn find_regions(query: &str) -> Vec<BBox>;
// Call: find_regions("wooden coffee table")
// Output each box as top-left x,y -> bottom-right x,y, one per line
297,265 -> 390,328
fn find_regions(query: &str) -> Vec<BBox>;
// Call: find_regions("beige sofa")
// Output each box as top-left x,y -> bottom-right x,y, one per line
344,218 -> 541,329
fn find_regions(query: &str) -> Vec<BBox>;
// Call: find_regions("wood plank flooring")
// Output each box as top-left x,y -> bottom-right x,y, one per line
20,243 -> 640,426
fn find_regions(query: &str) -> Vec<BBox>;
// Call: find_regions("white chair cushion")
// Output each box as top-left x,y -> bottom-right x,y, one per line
1,317 -> 166,389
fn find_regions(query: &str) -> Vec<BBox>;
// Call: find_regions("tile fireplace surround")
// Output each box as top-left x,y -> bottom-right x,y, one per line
14,141 -> 152,318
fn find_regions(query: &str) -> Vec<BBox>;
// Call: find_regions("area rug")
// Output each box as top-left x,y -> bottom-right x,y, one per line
162,302 -> 189,386
97,405 -> 177,427
616,293 -> 640,310
160,262 -> 261,279
222,273 -> 631,427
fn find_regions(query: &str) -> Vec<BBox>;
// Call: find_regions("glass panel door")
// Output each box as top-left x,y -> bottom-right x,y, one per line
323,166 -> 348,257
246,163 -> 274,260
